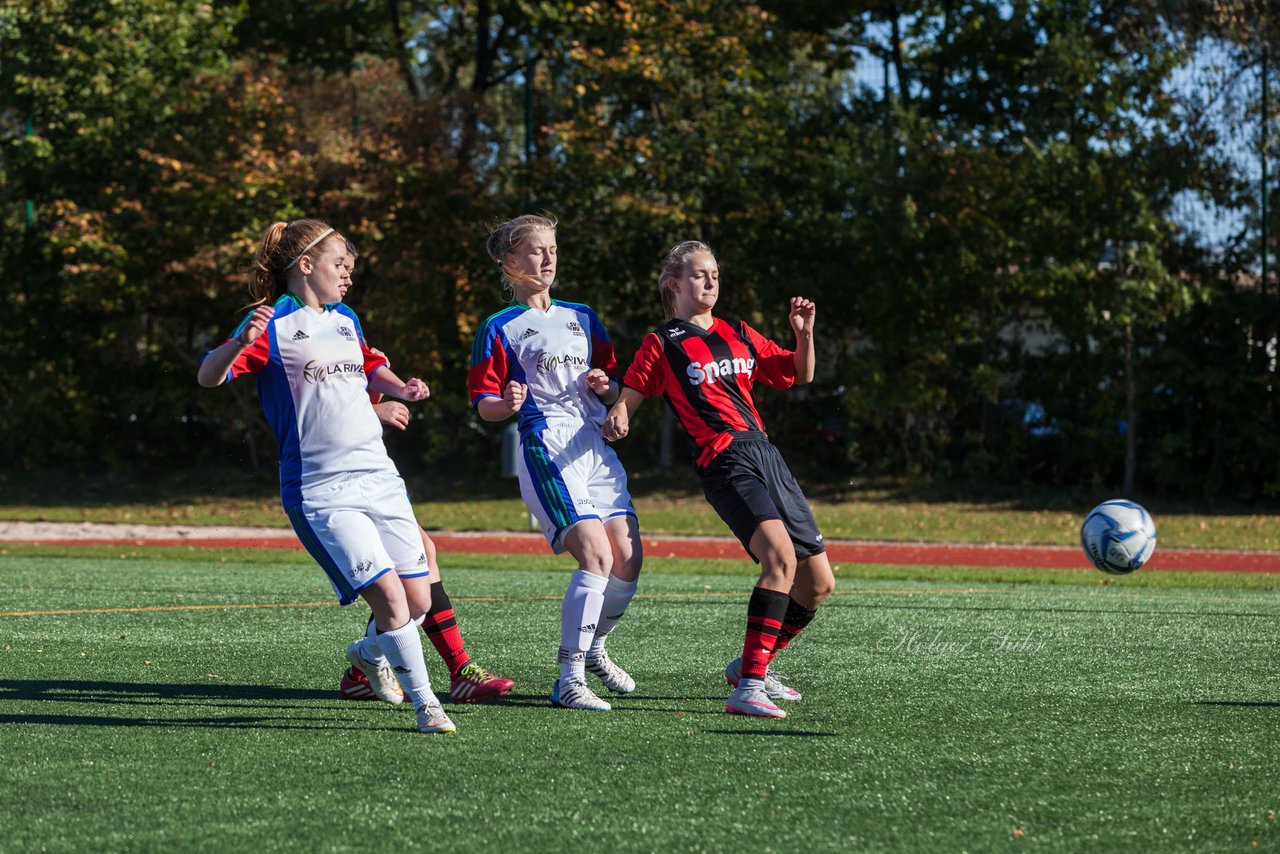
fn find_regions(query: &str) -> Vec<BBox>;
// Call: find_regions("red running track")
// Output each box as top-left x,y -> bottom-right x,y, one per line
21,531 -> 1280,573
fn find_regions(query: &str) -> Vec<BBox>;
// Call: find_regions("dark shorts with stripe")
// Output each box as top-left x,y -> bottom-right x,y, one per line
697,435 -> 825,563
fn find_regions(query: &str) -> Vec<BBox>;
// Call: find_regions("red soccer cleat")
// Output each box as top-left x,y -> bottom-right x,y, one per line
449,662 -> 515,703
339,666 -> 389,701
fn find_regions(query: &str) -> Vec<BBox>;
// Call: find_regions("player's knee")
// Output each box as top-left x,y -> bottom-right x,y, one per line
580,547 -> 613,576
758,549 -> 797,585
810,575 -> 835,604
615,552 -> 642,581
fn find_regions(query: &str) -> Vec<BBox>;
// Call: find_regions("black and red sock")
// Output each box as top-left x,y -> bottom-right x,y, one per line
774,597 -> 819,653
421,580 -> 470,677
741,587 -> 790,680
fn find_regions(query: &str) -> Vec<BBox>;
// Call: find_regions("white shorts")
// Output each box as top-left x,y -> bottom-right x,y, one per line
518,424 -> 636,554
286,470 -> 429,605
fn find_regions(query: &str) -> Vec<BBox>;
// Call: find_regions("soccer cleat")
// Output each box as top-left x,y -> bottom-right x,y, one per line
345,641 -> 405,705
449,662 -> 515,703
725,682 -> 787,719
724,657 -> 802,702
550,678 -> 612,711
338,666 -> 385,701
415,703 -> 457,734
585,649 -> 636,694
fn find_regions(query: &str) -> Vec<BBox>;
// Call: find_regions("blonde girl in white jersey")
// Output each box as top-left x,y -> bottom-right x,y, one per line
468,213 -> 643,711
198,218 -> 455,734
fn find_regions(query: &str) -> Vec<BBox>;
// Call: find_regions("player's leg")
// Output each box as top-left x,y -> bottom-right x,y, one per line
289,501 -> 409,706
519,428 -> 613,711
551,518 -> 614,710
360,573 -> 454,733
778,551 -> 834,650
363,479 -> 455,732
413,528 -> 515,703
699,444 -> 795,718
585,513 -> 641,693
758,445 -> 832,675
722,519 -> 794,718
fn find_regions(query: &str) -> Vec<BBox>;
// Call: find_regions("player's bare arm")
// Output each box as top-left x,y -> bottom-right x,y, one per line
476,380 -> 527,421
197,305 -> 274,387
789,296 -> 816,385
603,387 -> 646,441
374,400 -> 411,431
584,368 -> 620,405
369,369 -> 430,402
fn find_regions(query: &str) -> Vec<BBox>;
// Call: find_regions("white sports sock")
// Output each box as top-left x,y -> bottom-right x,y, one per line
375,620 -> 439,710
588,575 -> 638,658
359,617 -> 391,668
559,569 -> 607,683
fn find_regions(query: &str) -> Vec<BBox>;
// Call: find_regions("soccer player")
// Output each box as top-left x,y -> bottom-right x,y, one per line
198,218 -> 455,734
602,240 -> 835,719
468,213 -> 643,712
333,245 -> 514,704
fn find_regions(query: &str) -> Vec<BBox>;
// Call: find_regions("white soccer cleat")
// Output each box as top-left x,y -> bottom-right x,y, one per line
585,649 -> 636,694
550,678 -> 612,711
345,641 -> 404,705
725,681 -> 787,719
724,657 -> 802,702
415,703 -> 457,734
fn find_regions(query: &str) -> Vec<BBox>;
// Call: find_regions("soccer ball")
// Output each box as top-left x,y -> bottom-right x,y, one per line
1080,499 -> 1157,575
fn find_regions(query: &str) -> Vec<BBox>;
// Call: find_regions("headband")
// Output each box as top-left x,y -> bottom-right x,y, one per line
286,227 -> 335,269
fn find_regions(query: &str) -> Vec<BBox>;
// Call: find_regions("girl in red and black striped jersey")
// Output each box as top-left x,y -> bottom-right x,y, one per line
603,240 -> 835,719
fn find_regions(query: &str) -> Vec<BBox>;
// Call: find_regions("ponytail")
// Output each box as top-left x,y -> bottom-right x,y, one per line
244,218 -> 342,309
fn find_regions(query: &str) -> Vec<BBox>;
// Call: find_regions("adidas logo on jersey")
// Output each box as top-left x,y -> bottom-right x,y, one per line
686,356 -> 756,386
292,330 -> 310,341
565,321 -> 585,337
517,328 -> 537,341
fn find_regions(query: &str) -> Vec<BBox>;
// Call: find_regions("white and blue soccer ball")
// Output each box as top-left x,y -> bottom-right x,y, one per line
1080,499 -> 1157,575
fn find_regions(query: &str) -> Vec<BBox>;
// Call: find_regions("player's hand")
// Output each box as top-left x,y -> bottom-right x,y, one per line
237,306 -> 274,346
788,297 -> 816,336
374,401 -> 411,430
603,411 -> 630,442
503,380 -> 528,413
400,378 -> 430,401
370,346 -> 388,364
584,368 -> 611,396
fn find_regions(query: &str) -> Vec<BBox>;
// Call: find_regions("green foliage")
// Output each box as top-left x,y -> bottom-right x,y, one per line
1,0 -> 1277,500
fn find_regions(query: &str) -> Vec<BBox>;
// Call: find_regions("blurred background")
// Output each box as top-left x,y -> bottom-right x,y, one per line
2,1 -> 1277,501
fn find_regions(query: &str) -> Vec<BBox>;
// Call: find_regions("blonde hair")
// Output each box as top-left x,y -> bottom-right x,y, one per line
658,240 -> 714,320
485,213 -> 558,299
245,219 -> 344,307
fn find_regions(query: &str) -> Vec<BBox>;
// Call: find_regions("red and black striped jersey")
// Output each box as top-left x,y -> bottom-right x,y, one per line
622,317 -> 796,465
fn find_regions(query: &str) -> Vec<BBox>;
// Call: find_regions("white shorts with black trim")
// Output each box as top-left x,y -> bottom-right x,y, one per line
518,424 -> 636,554
287,469 -> 429,605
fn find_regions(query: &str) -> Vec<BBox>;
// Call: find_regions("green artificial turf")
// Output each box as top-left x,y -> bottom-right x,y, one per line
1,541 -> 1275,592
2,554 -> 1277,851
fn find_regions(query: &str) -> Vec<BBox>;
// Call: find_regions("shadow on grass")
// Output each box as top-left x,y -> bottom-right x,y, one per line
0,679 -> 420,731
0,713 -> 409,732
1192,700 -> 1280,709
0,679 -> 338,704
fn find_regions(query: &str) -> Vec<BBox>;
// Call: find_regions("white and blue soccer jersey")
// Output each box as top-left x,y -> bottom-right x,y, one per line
468,300 -> 618,437
468,299 -> 633,552
204,293 -> 397,509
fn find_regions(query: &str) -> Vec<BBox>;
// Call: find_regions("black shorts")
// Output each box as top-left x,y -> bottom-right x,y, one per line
697,436 -> 825,563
